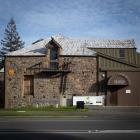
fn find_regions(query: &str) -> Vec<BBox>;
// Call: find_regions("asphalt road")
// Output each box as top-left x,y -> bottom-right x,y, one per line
0,118 -> 140,140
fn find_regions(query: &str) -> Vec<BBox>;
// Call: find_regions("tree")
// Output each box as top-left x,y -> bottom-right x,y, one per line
0,18 -> 24,57
0,48 -> 4,69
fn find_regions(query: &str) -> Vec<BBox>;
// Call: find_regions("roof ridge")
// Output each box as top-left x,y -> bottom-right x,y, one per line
5,35 -> 137,56
57,35 -> 135,42
52,35 -> 136,48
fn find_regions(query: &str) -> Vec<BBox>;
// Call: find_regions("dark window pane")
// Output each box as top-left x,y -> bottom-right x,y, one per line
50,47 -> 58,60
119,49 -> 125,58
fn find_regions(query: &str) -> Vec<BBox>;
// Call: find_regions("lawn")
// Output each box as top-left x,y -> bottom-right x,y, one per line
0,106 -> 88,117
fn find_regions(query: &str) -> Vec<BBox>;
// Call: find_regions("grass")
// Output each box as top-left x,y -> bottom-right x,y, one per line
3,105 -> 88,111
0,106 -> 88,117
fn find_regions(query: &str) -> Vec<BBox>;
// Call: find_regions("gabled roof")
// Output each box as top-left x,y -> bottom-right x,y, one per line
6,38 -> 49,56
6,34 -> 136,56
53,34 -> 136,49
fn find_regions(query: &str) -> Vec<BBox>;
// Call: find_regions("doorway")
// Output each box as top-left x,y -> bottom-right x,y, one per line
109,86 -> 118,106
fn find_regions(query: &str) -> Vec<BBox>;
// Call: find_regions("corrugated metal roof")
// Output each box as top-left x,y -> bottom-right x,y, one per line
6,38 -> 50,56
6,34 -> 136,56
53,34 -> 136,49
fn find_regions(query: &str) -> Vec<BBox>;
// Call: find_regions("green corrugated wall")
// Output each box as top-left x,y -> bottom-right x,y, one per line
91,48 -> 137,65
90,48 -> 140,69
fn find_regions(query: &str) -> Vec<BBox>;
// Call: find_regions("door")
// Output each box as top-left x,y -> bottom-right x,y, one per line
24,76 -> 34,96
109,86 -> 118,106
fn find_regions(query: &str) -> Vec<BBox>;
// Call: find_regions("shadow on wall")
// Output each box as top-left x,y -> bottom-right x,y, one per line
98,79 -> 108,93
88,83 -> 98,94
88,78 -> 108,94
36,72 -> 69,96
34,71 -> 69,94
36,72 -> 62,78
59,73 -> 68,95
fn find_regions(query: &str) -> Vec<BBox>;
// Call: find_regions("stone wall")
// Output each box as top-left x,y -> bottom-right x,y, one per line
0,72 -> 4,107
5,56 -> 97,108
60,56 -> 97,95
5,56 -> 45,108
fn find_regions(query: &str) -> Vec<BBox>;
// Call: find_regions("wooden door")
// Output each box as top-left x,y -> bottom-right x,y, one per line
24,76 -> 34,95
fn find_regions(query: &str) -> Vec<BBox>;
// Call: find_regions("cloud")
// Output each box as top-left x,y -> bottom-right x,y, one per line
0,0 -> 140,50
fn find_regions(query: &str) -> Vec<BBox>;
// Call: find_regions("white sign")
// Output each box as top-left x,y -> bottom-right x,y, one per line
126,89 -> 131,94
73,96 -> 104,106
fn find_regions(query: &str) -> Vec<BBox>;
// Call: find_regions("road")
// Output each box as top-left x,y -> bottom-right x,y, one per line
0,118 -> 140,140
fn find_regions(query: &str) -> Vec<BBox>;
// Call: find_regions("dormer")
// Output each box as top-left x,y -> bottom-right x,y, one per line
47,38 -> 62,69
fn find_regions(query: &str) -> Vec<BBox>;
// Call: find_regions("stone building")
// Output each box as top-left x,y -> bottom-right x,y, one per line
4,35 -> 140,108
0,68 -> 4,107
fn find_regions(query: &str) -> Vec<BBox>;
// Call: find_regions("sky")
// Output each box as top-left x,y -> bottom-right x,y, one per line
0,0 -> 140,51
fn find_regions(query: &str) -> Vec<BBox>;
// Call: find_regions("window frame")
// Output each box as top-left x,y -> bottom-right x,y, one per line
23,75 -> 34,96
119,49 -> 125,59
49,46 -> 59,69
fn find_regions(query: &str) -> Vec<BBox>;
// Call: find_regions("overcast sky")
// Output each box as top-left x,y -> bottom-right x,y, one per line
0,0 -> 140,51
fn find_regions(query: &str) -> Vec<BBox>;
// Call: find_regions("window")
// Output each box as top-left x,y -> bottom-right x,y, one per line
119,49 -> 125,59
24,75 -> 34,96
50,47 -> 58,60
49,47 -> 59,69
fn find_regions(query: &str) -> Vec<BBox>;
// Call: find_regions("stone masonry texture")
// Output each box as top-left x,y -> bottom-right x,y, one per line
0,72 -> 4,107
5,56 -> 97,108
